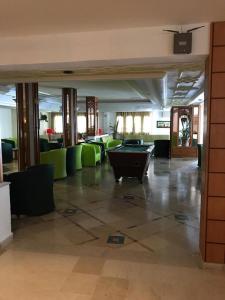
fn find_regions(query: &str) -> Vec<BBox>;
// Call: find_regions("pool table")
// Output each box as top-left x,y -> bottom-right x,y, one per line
107,145 -> 154,183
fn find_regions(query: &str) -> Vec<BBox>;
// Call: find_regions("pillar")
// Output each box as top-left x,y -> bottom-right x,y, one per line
200,22 -> 225,264
86,96 -> 99,136
62,88 -> 77,147
16,83 -> 40,171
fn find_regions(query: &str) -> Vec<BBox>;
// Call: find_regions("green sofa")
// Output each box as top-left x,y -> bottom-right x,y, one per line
40,148 -> 67,180
100,135 -> 122,149
81,143 -> 101,167
123,133 -> 170,143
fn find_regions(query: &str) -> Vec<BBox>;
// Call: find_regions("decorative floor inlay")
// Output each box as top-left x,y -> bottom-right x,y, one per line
107,235 -> 125,244
174,214 -> 189,221
62,208 -> 78,216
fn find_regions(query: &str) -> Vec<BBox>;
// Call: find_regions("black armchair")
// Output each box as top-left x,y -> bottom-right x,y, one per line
66,146 -> 76,176
1,139 -> 16,148
154,140 -> 170,158
1,142 -> 13,163
4,164 -> 55,216
39,138 -> 50,152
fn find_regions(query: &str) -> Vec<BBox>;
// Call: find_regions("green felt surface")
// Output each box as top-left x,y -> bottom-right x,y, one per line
110,145 -> 150,153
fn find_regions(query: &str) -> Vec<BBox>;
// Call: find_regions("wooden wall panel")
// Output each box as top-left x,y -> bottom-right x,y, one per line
210,124 -> 225,148
208,173 -> 225,196
211,73 -> 225,98
211,99 -> 225,123
207,220 -> 225,243
212,47 -> 225,72
208,197 -> 225,220
209,149 -> 225,172
201,21 -> 225,264
206,243 -> 225,263
213,22 -> 225,45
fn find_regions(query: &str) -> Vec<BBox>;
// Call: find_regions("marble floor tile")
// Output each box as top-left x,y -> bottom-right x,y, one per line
61,273 -> 99,295
2,158 -> 225,299
92,276 -> 129,300
73,256 -> 105,275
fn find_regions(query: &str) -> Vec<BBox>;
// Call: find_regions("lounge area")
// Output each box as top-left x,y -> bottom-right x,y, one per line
1,16 -> 225,299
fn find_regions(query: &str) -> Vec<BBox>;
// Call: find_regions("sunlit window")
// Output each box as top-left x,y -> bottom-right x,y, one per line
143,115 -> 151,133
77,115 -> 86,133
116,112 -> 151,134
126,116 -> 133,133
54,115 -> 63,133
134,116 -> 141,133
116,116 -> 124,133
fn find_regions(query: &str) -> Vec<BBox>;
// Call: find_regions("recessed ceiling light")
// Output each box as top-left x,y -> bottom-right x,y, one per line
63,70 -> 74,75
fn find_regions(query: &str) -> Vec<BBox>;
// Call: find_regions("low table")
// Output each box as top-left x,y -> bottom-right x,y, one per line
107,145 -> 154,183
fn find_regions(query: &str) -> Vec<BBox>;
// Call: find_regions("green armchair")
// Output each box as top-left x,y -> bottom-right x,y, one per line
100,136 -> 122,149
81,143 -> 101,167
40,148 -> 67,180
75,144 -> 83,170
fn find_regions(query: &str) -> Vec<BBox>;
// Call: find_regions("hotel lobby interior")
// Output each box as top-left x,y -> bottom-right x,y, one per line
1,1 -> 225,299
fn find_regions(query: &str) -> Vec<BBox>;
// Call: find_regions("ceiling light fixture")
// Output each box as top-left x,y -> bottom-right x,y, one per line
63,70 -> 74,75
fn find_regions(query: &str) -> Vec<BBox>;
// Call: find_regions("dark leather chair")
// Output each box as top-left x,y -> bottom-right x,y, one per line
154,140 -> 170,158
197,144 -> 203,167
39,138 -> 50,152
1,142 -> 13,163
1,139 -> 16,148
123,139 -> 143,145
66,146 -> 76,176
4,164 -> 55,216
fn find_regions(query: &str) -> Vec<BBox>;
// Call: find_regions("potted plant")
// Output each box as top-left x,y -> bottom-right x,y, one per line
109,120 -> 119,139
179,116 -> 190,147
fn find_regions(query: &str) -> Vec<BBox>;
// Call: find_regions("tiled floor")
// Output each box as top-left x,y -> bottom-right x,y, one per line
1,158 -> 225,299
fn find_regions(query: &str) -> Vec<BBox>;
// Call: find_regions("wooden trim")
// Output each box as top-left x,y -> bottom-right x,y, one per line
62,88 -> 77,147
16,83 -> 40,171
86,96 -> 99,136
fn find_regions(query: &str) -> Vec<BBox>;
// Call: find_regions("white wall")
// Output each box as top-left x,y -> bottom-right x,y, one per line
150,110 -> 170,135
0,107 -> 15,138
0,183 -> 12,246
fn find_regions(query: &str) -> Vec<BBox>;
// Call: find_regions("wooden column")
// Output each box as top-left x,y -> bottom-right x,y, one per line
16,83 -> 40,171
86,96 -> 99,136
200,22 -> 225,264
62,88 -> 77,147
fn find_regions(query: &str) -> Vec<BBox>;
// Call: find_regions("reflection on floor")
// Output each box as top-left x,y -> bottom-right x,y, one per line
1,158 -> 225,299
3,160 -> 18,174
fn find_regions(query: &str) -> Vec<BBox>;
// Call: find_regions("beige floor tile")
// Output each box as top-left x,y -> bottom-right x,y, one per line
73,256 -> 105,275
61,273 -> 99,295
92,276 -> 129,300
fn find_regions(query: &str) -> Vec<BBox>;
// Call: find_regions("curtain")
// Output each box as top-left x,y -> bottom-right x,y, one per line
116,112 -> 151,134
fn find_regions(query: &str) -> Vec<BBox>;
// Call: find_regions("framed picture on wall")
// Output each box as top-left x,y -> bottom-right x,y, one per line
156,121 -> 170,128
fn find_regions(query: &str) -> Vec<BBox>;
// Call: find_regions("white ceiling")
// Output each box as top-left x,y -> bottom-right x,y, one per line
0,67 -> 204,112
0,0 -> 224,36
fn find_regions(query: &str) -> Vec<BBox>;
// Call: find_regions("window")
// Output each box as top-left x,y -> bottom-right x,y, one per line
134,116 -> 141,133
77,115 -> 86,133
142,115 -> 151,133
116,112 -> 151,134
117,116 -> 124,133
54,115 -> 63,133
125,115 -> 133,133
